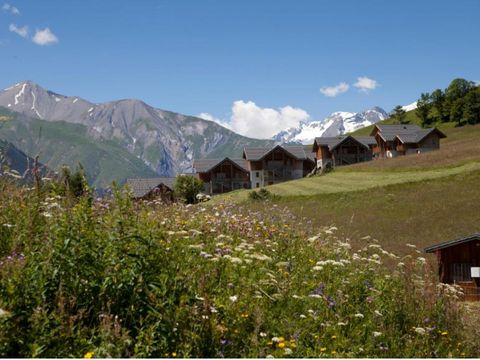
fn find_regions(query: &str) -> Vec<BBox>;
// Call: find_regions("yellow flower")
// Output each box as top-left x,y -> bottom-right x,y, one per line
172,352 -> 177,358
441,331 -> 448,336
331,335 -> 337,340
320,347 -> 327,352
84,352 -> 94,359
331,350 -> 337,355
278,336 -> 285,342
277,342 -> 286,349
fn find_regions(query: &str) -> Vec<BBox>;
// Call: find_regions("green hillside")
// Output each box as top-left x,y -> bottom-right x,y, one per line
0,107 -> 157,188
214,123 -> 480,256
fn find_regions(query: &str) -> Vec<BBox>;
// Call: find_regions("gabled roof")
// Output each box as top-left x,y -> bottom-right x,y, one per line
243,145 -> 312,161
371,124 -> 422,141
193,157 -> 249,173
126,177 -> 176,198
371,124 -> 446,144
396,128 -> 447,144
425,233 -> 480,253
313,135 -> 373,151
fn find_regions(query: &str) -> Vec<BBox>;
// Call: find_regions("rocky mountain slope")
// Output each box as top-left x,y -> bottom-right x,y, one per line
272,107 -> 388,144
0,81 -> 274,186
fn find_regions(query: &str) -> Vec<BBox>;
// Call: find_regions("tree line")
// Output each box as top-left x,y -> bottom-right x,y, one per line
390,78 -> 480,127
416,78 -> 480,127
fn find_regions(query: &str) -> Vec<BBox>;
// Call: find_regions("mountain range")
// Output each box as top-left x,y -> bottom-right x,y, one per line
0,81 -> 274,187
271,107 -> 388,144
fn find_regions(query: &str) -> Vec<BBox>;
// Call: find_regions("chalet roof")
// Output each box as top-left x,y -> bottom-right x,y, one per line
396,128 -> 447,144
372,124 -> 422,141
243,145 -> 312,161
193,158 -> 249,173
313,135 -> 374,151
424,233 -> 480,253
126,177 -> 176,198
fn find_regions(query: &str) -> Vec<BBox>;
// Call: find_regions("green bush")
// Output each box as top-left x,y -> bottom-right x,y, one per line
249,188 -> 276,201
174,175 -> 204,204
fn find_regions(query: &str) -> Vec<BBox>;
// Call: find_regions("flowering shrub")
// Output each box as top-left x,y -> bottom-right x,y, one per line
0,179 -> 476,357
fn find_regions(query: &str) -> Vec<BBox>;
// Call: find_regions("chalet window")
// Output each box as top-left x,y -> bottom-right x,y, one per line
256,172 -> 260,178
256,183 -> 260,188
450,263 -> 472,283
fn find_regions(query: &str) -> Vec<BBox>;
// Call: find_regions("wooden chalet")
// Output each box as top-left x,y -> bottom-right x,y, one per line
242,145 -> 315,188
126,177 -> 176,203
370,124 -> 446,158
312,135 -> 376,169
193,157 -> 250,195
425,234 -> 480,301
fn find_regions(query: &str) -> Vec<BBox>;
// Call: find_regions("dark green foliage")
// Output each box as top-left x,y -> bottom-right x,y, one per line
249,188 -> 276,201
416,78 -> 479,127
392,105 -> 408,124
174,175 -> 203,204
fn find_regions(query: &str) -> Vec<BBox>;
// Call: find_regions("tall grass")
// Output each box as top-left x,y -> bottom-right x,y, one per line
0,178 -> 476,357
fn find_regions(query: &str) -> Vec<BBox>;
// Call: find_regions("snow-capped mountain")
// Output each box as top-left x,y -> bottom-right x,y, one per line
272,107 -> 388,144
401,101 -> 418,112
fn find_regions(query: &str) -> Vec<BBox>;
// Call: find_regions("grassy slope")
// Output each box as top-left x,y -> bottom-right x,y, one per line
0,108 -> 157,188
214,123 -> 480,255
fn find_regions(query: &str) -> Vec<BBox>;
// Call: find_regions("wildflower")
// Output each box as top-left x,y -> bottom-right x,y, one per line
0,309 -> 10,317
354,313 -> 364,319
414,327 -> 426,335
229,295 -> 238,302
84,352 -> 94,359
417,257 -> 426,264
266,355 -> 274,359
374,310 -> 383,317
373,331 -> 382,337
331,335 -> 337,340
271,337 -> 280,343
260,332 -> 267,337
406,243 -> 417,248
277,342 -> 286,349
299,314 -> 307,319
337,322 -> 347,326
284,348 -> 293,355
320,347 -> 327,352
172,352 -> 177,358
441,331 -> 448,336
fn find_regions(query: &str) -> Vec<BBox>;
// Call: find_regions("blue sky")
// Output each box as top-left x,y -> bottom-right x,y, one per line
1,0 -> 479,138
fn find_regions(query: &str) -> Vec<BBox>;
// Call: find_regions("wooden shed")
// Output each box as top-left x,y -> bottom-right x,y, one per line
425,234 -> 480,300
126,177 -> 176,203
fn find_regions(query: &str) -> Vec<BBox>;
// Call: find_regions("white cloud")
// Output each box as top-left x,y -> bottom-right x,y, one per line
2,3 -> 20,15
32,27 -> 58,45
197,112 -> 232,130
230,100 -> 309,139
9,23 -> 28,38
320,82 -> 349,97
353,76 -> 378,92
199,101 -> 310,139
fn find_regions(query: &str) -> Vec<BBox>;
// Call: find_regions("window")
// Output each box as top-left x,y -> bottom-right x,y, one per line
451,263 -> 472,283
256,171 -> 260,178
256,183 -> 260,188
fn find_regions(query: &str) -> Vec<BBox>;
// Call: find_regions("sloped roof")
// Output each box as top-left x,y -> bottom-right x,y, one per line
425,233 -> 480,253
126,177 -> 176,198
396,128 -> 447,144
314,135 -> 373,151
193,158 -> 249,173
372,124 -> 422,141
243,145 -> 312,161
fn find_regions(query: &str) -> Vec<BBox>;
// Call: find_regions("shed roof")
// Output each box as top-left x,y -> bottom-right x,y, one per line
126,177 -> 176,198
396,128 -> 447,144
193,158 -> 249,173
372,124 -> 422,141
243,145 -> 312,161
424,233 -> 480,253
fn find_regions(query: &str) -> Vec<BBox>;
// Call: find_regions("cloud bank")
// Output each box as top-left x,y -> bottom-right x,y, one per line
199,101 -> 310,139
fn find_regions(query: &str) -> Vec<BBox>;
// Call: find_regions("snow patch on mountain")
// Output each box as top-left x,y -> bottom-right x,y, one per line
401,101 -> 418,112
272,107 -> 387,144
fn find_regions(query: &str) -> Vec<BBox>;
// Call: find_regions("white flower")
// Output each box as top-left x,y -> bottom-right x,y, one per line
299,314 -> 307,319
0,309 -> 10,317
229,295 -> 238,302
406,243 -> 417,248
417,257 -> 426,264
373,331 -> 382,337
374,310 -> 383,317
312,266 -> 323,271
259,332 -> 267,337
271,337 -> 280,343
284,348 -> 293,355
337,321 -> 347,326
354,313 -> 364,319
414,327 -> 426,335
266,355 -> 274,359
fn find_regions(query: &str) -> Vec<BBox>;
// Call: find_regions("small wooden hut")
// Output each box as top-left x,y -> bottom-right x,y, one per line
425,233 -> 480,301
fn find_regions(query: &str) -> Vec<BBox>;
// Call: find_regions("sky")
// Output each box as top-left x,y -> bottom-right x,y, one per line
0,0 -> 479,139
